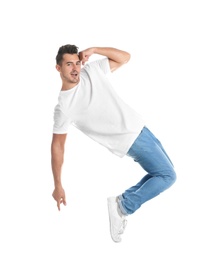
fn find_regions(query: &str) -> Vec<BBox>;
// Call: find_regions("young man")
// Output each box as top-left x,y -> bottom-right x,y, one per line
51,45 -> 176,243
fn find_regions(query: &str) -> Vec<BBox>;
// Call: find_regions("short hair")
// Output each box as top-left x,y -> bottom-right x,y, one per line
56,44 -> 79,65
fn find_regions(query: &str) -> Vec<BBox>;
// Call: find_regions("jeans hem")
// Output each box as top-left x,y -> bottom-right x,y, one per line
117,195 -> 129,216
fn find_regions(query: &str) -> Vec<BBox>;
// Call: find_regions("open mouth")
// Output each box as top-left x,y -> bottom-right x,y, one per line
71,70 -> 78,77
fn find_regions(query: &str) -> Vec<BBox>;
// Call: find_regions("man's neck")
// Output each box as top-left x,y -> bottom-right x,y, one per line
61,81 -> 79,91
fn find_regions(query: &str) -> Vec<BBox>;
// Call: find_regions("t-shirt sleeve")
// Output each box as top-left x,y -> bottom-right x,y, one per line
99,57 -> 111,74
53,104 -> 71,134
89,58 -> 111,75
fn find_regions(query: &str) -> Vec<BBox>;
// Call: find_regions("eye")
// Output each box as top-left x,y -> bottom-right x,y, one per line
76,61 -> 81,65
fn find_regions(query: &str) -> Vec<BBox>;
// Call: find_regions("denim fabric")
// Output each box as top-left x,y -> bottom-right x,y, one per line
118,127 -> 176,215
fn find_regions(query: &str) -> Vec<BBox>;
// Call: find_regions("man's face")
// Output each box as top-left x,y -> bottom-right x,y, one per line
56,53 -> 81,85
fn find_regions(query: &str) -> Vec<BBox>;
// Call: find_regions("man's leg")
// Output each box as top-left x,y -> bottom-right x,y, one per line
107,127 -> 176,242
118,127 -> 176,215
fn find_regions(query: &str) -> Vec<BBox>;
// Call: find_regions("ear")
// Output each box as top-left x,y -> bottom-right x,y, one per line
56,64 -> 61,72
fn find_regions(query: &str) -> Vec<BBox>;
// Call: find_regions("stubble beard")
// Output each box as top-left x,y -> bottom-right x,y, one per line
70,76 -> 80,84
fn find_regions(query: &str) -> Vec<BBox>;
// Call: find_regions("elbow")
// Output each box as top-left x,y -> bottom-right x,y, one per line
124,52 -> 131,64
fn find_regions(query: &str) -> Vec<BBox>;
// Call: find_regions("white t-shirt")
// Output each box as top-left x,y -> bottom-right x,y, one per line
53,58 -> 145,157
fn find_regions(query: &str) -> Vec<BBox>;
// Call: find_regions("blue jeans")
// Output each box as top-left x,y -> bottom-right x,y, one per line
118,126 -> 176,215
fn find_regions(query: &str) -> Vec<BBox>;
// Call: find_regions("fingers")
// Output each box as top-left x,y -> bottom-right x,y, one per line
79,52 -> 84,64
57,199 -> 66,211
62,197 -> 67,206
56,197 -> 67,211
57,200 -> 61,211
52,188 -> 67,211
79,51 -> 89,65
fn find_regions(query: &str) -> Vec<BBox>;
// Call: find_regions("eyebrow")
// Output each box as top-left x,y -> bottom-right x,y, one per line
66,60 -> 81,64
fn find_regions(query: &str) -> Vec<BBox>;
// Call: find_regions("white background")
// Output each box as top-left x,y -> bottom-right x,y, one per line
0,0 -> 219,259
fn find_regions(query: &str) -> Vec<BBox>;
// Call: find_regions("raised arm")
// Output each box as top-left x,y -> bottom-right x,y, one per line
79,47 -> 131,72
51,133 -> 67,210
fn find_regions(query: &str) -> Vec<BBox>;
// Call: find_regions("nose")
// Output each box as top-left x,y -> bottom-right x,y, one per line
72,63 -> 77,70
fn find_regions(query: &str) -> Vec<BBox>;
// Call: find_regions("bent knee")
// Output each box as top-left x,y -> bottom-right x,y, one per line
164,168 -> 177,188
168,169 -> 177,185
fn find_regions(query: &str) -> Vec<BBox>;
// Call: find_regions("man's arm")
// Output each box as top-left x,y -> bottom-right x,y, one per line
51,133 -> 67,211
79,47 -> 130,72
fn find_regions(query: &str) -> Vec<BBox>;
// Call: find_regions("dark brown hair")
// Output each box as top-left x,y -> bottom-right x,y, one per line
56,44 -> 79,65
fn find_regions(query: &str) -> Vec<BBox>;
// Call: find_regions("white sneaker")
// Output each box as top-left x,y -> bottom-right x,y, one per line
107,197 -> 127,242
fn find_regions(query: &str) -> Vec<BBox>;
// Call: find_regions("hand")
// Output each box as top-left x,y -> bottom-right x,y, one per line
52,186 -> 67,211
79,47 -> 95,65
